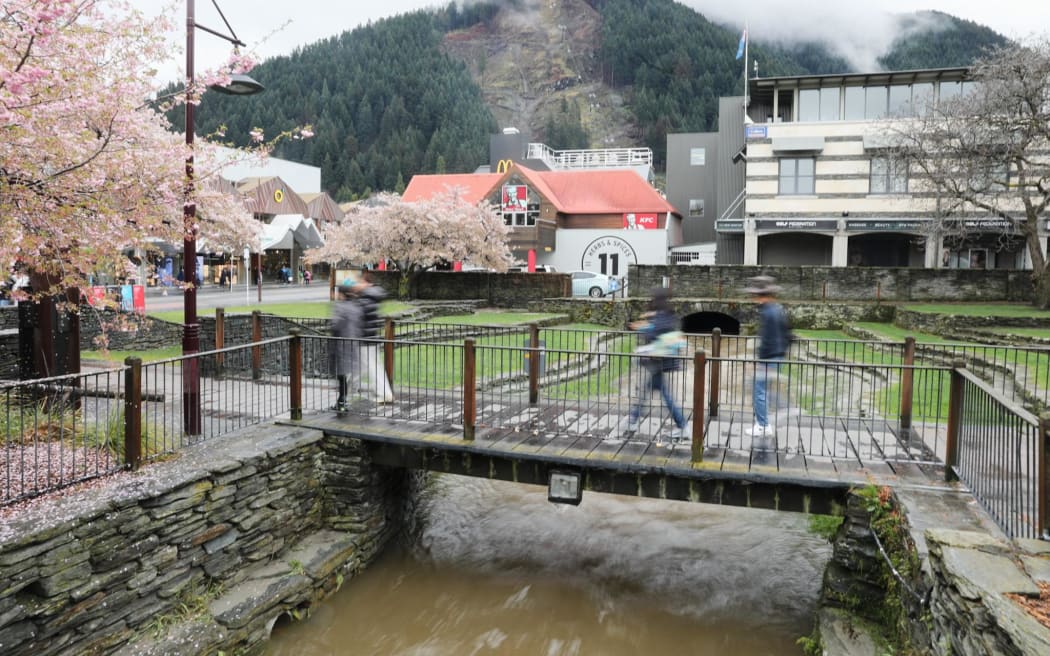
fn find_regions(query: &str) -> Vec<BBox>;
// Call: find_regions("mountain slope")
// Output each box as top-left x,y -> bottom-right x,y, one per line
184,1 -> 1008,198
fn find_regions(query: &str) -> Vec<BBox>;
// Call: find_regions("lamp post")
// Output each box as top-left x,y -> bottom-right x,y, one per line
183,0 -> 262,435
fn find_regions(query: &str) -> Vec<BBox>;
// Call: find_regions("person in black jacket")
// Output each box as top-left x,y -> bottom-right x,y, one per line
349,272 -> 394,403
745,276 -> 791,437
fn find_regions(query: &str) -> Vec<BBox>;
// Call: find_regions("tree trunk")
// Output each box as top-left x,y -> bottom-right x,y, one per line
1034,267 -> 1050,309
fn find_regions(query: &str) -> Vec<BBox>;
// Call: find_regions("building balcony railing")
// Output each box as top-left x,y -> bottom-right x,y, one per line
527,143 -> 653,170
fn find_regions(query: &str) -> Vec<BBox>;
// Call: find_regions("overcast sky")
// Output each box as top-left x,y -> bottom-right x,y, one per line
134,0 -> 1047,83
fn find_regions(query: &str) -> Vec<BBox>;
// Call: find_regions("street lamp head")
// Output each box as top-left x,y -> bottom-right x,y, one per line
209,73 -> 264,96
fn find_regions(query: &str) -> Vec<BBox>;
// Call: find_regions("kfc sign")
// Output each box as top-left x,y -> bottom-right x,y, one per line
502,185 -> 528,212
623,212 -> 658,230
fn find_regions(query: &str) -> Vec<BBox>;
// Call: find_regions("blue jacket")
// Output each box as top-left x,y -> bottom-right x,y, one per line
757,301 -> 790,359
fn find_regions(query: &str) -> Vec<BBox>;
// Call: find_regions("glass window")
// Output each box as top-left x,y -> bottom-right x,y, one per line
820,87 -> 840,121
865,86 -> 888,119
912,83 -> 934,115
798,89 -> 820,122
844,86 -> 865,120
939,81 -> 961,104
888,85 -> 912,116
689,148 -> 706,166
688,199 -> 705,217
869,156 -> 908,194
779,158 -> 816,195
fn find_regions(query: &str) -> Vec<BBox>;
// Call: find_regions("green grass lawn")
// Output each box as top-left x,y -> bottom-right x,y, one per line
149,300 -> 411,323
982,326 -> 1050,339
82,345 -> 182,364
431,312 -> 565,325
851,322 -> 950,344
902,304 -> 1050,318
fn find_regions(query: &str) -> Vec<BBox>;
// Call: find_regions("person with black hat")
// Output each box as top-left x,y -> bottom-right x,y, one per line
745,276 -> 791,437
626,286 -> 688,443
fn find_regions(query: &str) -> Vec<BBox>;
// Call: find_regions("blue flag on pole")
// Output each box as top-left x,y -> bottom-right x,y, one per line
735,29 -> 746,60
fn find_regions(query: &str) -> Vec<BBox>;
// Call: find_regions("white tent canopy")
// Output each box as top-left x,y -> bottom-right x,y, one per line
260,215 -> 324,251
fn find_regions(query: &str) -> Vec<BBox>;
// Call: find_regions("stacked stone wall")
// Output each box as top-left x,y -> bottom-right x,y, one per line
0,425 -> 406,656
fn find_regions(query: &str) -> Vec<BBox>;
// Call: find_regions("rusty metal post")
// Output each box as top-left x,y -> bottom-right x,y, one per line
251,310 -> 262,381
899,336 -> 916,438
709,327 -> 721,418
528,322 -> 540,405
384,318 -> 395,385
1039,413 -> 1050,539
945,359 -> 966,482
289,329 -> 302,420
123,357 -> 142,470
214,307 -> 225,379
463,339 -> 476,441
691,350 -> 706,463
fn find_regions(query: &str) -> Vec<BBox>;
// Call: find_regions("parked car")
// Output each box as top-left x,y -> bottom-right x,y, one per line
569,270 -> 619,297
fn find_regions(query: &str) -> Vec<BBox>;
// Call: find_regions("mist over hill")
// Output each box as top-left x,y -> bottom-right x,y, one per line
184,0 -> 1007,199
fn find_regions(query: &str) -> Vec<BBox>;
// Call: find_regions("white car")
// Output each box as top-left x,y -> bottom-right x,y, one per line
569,270 -> 620,297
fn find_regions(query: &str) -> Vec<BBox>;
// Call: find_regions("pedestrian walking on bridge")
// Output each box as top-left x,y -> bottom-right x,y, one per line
746,276 -> 791,437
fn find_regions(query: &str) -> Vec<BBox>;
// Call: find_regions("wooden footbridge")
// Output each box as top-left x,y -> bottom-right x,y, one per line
279,323 -> 1041,522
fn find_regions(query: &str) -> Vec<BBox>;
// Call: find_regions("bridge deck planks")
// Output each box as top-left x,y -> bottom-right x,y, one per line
289,396 -> 947,490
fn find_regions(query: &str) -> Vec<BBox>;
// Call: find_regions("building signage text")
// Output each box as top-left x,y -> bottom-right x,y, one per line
623,213 -> 658,230
716,220 -> 744,233
581,236 -> 637,278
847,220 -> 924,232
755,219 -> 837,231
745,125 -> 768,140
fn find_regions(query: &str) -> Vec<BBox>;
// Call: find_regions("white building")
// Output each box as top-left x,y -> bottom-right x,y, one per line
694,67 -> 1042,269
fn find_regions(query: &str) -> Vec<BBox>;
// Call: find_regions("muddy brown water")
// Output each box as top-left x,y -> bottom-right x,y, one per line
265,475 -> 831,655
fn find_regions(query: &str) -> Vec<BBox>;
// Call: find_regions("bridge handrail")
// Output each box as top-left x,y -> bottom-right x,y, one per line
949,367 -> 1046,540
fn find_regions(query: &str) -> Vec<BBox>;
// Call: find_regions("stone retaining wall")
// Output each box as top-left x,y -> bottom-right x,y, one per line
631,265 -> 1034,303
817,491 -> 1050,655
0,424 -> 407,656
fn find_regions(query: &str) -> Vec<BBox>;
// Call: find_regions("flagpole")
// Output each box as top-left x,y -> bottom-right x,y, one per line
743,22 -> 749,115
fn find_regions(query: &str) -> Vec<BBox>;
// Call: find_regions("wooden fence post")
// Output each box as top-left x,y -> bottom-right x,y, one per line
1039,413 -> 1050,539
384,318 -> 395,386
215,307 -> 225,379
945,359 -> 966,482
709,327 -> 721,418
123,357 -> 142,470
289,329 -> 302,420
691,350 -> 706,463
528,322 -> 540,405
899,336 -> 916,438
463,339 -> 476,441
251,310 -> 262,381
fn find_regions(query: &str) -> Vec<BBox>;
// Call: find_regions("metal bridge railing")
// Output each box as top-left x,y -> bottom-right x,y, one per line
8,319 -> 1049,542
946,366 -> 1049,540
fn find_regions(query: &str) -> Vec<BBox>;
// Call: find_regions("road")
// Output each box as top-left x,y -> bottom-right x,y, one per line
144,282 -> 333,314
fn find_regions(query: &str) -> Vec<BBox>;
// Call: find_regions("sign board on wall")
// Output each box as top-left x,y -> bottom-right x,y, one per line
581,236 -> 638,277
502,185 -> 528,212
623,213 -> 658,230
745,125 -> 768,140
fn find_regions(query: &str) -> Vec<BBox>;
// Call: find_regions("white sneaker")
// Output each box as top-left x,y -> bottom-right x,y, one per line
670,427 -> 687,441
626,419 -> 640,433
747,423 -> 775,437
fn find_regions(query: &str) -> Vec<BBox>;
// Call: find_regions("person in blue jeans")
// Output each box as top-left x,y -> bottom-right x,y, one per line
626,287 -> 687,442
746,276 -> 791,437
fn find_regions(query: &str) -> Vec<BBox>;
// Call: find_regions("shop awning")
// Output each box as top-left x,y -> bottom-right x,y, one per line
260,215 -> 324,251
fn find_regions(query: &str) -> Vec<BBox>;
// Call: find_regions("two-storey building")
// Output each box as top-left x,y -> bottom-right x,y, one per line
670,67 -> 1042,270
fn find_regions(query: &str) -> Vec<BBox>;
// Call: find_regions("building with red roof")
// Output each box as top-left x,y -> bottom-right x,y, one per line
403,163 -> 681,282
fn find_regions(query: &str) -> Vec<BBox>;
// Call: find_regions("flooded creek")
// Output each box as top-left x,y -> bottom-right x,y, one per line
265,475 -> 832,655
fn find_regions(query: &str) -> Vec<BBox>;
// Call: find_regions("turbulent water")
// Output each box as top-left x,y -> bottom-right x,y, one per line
265,475 -> 832,655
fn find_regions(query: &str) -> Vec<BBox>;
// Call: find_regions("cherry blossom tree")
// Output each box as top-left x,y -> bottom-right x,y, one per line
0,0 -> 306,300
310,191 -> 514,298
